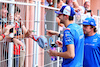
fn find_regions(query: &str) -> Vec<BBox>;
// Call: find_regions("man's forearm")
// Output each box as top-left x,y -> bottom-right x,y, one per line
0,36 -> 3,41
56,50 -> 75,59
56,52 -> 73,59
56,44 -> 75,59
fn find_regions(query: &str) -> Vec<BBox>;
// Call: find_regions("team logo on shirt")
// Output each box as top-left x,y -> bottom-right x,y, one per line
66,37 -> 72,42
93,38 -> 97,42
85,43 -> 94,46
65,37 -> 73,44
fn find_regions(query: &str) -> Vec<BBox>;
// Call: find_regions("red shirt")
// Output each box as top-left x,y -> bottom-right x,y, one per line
13,22 -> 21,55
13,44 -> 21,55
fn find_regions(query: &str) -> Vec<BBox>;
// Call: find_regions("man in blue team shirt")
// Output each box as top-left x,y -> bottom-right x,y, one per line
81,17 -> 100,67
47,5 -> 84,67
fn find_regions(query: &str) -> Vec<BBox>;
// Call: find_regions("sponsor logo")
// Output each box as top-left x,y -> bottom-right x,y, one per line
93,38 -> 97,42
91,22 -> 94,25
84,20 -> 88,22
85,43 -> 94,46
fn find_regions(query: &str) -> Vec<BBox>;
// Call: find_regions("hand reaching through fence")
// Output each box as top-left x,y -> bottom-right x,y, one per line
46,30 -> 59,36
12,37 -> 24,50
25,29 -> 33,38
3,25 -> 14,36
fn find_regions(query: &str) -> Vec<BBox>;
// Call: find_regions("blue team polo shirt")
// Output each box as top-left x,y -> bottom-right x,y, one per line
62,23 -> 84,67
83,33 -> 100,67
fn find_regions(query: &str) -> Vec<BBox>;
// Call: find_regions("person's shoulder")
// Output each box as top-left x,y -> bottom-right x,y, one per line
70,23 -> 83,34
64,28 -> 70,31
97,33 -> 100,38
66,23 -> 76,31
93,33 -> 100,40
70,23 -> 82,30
96,34 -> 100,44
64,28 -> 71,34
64,23 -> 82,33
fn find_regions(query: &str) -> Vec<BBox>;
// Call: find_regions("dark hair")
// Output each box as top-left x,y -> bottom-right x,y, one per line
90,25 -> 97,32
0,3 -> 7,10
69,16 -> 74,20
57,0 -> 61,3
14,6 -> 21,14
7,5 -> 21,14
65,0 -> 68,4
63,14 -> 74,21
84,1 -> 90,6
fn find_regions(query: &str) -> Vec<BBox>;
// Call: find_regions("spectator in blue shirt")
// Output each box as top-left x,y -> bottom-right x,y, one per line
47,5 -> 84,67
81,17 -> 100,67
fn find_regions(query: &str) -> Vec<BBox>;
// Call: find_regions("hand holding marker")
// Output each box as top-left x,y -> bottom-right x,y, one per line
49,37 -> 57,61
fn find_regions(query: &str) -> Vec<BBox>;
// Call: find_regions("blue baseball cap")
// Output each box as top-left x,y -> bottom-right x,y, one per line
82,18 -> 96,26
55,5 -> 75,17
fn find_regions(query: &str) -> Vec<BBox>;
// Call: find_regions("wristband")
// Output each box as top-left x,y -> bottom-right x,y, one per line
32,36 -> 38,41
57,52 -> 60,56
58,34 -> 60,37
1,34 -> 5,39
11,37 -> 15,42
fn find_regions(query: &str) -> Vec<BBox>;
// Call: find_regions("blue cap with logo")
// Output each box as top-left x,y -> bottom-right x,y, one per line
82,17 -> 96,26
55,5 -> 75,17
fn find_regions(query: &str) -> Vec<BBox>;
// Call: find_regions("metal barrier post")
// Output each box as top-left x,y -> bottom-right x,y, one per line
36,1 -> 41,67
8,0 -> 14,67
33,1 -> 41,67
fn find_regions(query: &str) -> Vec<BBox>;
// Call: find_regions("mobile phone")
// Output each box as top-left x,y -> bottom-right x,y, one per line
9,28 -> 13,33
87,10 -> 91,12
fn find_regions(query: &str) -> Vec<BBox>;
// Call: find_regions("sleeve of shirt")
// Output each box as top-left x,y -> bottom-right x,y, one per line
63,30 -> 74,46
